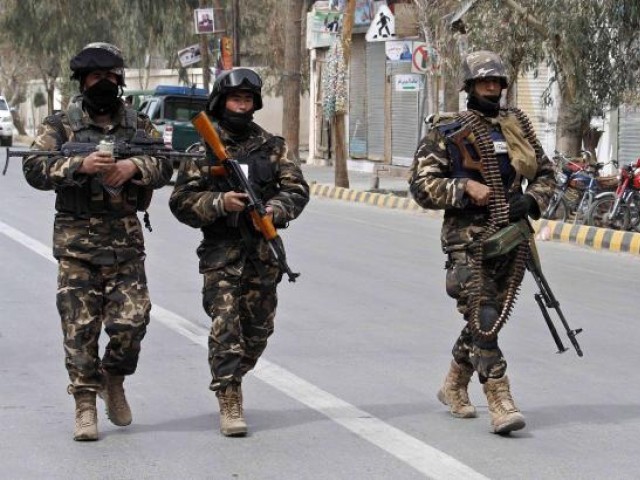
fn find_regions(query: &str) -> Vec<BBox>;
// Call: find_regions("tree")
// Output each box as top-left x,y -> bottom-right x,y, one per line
413,0 -> 640,156
282,0 -> 305,161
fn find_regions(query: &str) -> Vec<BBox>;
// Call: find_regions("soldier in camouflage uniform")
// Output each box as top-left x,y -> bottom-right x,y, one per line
169,68 -> 309,437
22,43 -> 173,441
409,51 -> 556,434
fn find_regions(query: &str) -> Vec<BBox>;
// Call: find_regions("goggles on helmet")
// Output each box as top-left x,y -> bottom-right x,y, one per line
219,69 -> 262,91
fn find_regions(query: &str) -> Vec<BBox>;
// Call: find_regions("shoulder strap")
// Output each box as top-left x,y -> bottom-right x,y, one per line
43,113 -> 68,148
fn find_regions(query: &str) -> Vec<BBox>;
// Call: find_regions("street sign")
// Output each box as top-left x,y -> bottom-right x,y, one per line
411,42 -> 428,74
365,5 -> 396,42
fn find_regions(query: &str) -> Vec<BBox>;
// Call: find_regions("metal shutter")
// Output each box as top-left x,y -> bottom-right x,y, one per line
515,65 -> 557,156
388,62 -> 423,166
349,36 -> 368,158
366,42 -> 386,160
617,105 -> 640,165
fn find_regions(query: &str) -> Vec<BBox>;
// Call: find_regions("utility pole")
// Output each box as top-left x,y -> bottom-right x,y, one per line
199,0 -> 211,92
282,0 -> 304,161
232,0 -> 240,66
333,0 -> 356,188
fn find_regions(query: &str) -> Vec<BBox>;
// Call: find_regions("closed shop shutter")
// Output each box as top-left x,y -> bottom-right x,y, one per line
349,36 -> 368,158
366,42 -> 386,161
388,62 -> 423,166
515,64 -> 556,155
617,105 -> 640,166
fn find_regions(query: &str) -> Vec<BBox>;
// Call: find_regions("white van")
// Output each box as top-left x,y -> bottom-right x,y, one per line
0,96 -> 14,146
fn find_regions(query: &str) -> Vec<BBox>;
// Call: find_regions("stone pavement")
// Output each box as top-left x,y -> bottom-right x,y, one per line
302,163 -> 640,256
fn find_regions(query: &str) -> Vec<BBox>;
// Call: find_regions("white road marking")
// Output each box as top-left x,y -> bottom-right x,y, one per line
0,219 -> 490,480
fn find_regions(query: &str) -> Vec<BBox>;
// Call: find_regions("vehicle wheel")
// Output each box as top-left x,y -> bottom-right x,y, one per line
542,192 -> 569,222
586,196 -> 629,230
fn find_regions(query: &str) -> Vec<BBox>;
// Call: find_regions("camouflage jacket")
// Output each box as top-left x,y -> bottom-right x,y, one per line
23,100 -> 173,265
169,121 -> 309,271
409,108 -> 556,253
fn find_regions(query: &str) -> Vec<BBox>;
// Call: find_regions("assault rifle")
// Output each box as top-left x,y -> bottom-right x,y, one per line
1,129 -> 204,175
191,111 -> 300,282
527,225 -> 584,357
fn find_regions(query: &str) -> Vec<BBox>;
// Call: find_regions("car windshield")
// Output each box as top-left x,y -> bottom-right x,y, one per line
163,98 -> 207,121
0,99 -> 9,111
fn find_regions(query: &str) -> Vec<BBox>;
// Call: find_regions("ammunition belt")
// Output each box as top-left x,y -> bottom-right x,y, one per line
455,111 -> 529,341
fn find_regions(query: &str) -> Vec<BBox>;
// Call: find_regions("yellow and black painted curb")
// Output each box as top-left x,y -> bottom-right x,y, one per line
310,182 -> 640,255
534,219 -> 640,255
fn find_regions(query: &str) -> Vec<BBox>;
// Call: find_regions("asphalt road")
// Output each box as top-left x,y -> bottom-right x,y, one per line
1,153 -> 640,480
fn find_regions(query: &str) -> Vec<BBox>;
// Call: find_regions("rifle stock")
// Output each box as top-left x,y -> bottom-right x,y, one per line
191,111 -> 300,282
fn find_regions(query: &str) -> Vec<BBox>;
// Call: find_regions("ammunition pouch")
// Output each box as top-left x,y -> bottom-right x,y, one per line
483,219 -> 531,259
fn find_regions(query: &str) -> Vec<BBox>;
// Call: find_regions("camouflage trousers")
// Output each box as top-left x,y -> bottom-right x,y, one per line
445,249 -> 521,382
57,257 -> 151,394
203,255 -> 280,392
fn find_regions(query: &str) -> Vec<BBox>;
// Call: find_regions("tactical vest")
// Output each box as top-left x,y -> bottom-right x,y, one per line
201,134 -> 283,240
52,101 -> 151,217
438,121 -> 515,189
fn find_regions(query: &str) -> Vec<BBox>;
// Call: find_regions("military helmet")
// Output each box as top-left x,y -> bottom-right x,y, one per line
207,68 -> 263,114
461,50 -> 508,91
70,42 -> 126,86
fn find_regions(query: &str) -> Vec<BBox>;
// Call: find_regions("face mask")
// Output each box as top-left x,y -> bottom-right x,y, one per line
220,109 -> 254,133
82,78 -> 120,114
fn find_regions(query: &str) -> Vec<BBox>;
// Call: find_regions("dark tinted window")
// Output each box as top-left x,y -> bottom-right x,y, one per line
163,97 -> 208,121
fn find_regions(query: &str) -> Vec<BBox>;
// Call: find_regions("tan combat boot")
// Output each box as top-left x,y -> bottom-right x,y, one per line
217,384 -> 247,437
73,391 -> 98,441
437,360 -> 477,418
483,375 -> 526,434
100,373 -> 132,426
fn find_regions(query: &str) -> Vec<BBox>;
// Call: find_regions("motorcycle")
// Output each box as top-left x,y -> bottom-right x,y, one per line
542,152 -> 615,223
586,158 -> 640,231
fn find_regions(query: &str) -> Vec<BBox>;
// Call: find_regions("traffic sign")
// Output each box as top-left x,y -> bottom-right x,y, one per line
411,42 -> 428,73
365,5 -> 396,42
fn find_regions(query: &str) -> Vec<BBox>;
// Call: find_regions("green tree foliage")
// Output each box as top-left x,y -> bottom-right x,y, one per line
0,0 -> 308,107
413,0 -> 640,154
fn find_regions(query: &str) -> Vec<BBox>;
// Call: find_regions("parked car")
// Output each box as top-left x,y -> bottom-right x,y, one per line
0,96 -> 14,147
138,85 -> 208,159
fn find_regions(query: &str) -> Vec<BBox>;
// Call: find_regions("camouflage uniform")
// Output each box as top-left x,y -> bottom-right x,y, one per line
23,98 -> 173,394
409,108 -> 555,380
169,121 -> 309,392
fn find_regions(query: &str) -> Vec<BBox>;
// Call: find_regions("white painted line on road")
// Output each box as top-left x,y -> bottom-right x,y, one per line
1,220 -> 490,480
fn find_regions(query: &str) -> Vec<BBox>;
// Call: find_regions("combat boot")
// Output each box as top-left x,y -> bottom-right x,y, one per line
73,391 -> 98,441
217,384 -> 247,437
483,375 -> 526,434
437,360 -> 477,418
100,373 -> 132,426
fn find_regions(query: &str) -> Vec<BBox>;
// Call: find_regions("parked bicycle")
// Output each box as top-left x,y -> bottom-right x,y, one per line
586,158 -> 640,231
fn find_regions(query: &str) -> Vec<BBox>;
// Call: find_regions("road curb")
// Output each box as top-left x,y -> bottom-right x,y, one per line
309,182 -> 640,255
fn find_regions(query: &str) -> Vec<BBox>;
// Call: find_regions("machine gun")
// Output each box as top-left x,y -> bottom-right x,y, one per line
1,129 -> 204,175
527,231 -> 584,357
191,111 -> 300,282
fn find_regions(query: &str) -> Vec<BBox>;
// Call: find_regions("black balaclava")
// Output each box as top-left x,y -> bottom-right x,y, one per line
467,84 -> 501,118
219,108 -> 254,136
82,78 -> 120,115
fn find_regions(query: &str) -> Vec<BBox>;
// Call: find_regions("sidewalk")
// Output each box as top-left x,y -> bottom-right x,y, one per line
303,162 -> 640,256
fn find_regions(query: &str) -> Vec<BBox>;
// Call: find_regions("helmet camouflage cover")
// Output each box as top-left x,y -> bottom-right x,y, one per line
461,50 -> 508,91
69,42 -> 126,86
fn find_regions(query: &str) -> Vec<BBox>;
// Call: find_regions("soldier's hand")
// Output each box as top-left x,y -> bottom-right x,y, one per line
102,159 -> 139,187
77,151 -> 115,175
464,179 -> 491,206
223,191 -> 249,212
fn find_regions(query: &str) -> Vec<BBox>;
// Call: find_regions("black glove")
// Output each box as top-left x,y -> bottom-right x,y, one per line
508,195 -> 537,221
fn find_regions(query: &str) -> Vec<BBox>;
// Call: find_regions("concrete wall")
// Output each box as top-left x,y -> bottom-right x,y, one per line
19,67 -> 309,146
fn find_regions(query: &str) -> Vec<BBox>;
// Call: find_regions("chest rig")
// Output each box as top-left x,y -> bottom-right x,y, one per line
202,125 -> 282,239
442,109 -> 540,342
52,102 -> 151,221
